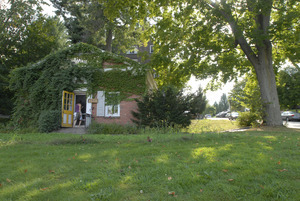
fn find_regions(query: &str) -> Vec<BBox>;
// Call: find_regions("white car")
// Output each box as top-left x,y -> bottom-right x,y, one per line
228,112 -> 239,120
281,111 -> 300,121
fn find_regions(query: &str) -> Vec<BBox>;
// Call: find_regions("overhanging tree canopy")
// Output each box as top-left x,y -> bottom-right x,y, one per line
147,0 -> 299,126
0,0 -> 69,115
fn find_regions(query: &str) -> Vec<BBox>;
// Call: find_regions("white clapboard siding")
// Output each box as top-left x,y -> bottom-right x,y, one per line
97,91 -> 105,116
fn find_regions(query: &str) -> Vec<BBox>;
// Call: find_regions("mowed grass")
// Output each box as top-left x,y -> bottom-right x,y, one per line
0,123 -> 299,200
184,119 -> 241,133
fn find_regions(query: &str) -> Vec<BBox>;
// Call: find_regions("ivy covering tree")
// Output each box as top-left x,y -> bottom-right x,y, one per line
132,85 -> 206,128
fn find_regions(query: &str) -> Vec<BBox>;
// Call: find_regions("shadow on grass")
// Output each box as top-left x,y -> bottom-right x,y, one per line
0,131 -> 299,200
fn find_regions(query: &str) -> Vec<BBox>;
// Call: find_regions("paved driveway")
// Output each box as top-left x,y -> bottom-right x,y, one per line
284,121 -> 300,129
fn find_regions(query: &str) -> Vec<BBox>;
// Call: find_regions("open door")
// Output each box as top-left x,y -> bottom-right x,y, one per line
61,90 -> 75,127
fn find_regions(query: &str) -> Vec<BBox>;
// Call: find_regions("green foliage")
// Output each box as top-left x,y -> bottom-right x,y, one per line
144,0 -> 299,125
277,66 -> 300,110
237,112 -> 260,127
0,1 -> 69,115
132,85 -> 192,128
10,43 -> 147,128
213,93 -> 230,114
203,104 -> 216,116
51,0 -> 145,53
38,110 -> 61,133
228,80 -> 246,112
186,86 -> 207,116
87,122 -> 139,135
229,73 -> 264,119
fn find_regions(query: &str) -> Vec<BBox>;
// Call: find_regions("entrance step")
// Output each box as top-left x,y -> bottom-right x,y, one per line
54,126 -> 86,134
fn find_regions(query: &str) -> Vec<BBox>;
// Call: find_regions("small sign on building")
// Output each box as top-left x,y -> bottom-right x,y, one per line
88,99 -> 98,103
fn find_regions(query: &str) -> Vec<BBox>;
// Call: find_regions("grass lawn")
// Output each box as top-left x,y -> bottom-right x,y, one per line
184,119 -> 241,133
0,122 -> 299,200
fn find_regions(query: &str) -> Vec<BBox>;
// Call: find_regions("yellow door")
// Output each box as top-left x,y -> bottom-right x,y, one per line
61,90 -> 75,127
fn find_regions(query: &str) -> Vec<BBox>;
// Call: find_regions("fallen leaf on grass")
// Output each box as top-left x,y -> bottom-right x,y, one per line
40,187 -> 49,191
200,189 -> 203,192
24,169 -> 28,173
168,177 -> 172,180
49,170 -> 55,173
277,161 -> 281,165
0,183 -> 2,187
260,185 -> 264,189
168,191 -> 177,197
222,169 -> 228,172
278,169 -> 287,172
6,178 -> 11,183
228,179 -> 234,181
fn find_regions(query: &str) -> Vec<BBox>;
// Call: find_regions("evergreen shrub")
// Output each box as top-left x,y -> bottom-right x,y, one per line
38,110 -> 61,133
132,85 -> 196,129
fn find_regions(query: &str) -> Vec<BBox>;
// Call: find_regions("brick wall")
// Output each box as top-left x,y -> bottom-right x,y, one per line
92,95 -> 140,125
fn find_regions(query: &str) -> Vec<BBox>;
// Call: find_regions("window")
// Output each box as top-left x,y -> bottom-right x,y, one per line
105,105 -> 120,117
150,45 -> 154,53
97,91 -> 120,117
105,92 -> 120,117
126,46 -> 138,54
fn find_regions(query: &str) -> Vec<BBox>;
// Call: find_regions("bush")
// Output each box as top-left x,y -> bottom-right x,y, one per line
237,112 -> 260,127
132,85 -> 193,129
38,110 -> 61,133
87,122 -> 139,134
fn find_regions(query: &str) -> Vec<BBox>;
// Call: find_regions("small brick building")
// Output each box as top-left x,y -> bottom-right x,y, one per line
88,62 -> 156,126
66,59 -> 157,128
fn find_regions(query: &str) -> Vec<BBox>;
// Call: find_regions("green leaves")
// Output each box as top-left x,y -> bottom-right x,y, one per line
10,43 -> 147,128
276,66 -> 300,110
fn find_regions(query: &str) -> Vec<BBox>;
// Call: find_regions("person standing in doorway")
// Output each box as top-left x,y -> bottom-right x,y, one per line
73,101 -> 82,127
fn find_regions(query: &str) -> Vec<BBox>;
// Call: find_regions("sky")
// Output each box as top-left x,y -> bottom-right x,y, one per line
186,76 -> 235,105
42,0 -> 56,16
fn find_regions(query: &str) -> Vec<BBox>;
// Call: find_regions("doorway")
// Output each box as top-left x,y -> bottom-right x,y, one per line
74,94 -> 86,127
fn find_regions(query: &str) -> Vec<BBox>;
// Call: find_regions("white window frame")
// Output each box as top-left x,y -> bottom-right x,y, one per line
105,92 -> 120,117
126,46 -> 138,54
149,45 -> 154,53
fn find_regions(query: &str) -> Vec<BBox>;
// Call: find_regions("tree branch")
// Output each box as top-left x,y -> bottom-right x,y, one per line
207,1 -> 258,67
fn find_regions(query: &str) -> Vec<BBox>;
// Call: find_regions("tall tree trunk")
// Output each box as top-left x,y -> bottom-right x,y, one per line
254,54 -> 282,126
219,0 -> 282,126
105,27 -> 113,52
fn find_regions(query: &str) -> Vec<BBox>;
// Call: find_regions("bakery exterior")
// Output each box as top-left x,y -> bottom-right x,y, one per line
10,43 -> 156,129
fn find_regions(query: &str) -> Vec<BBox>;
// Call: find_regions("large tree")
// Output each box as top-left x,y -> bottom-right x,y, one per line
50,0 -> 146,53
0,0 -> 68,114
146,0 -> 299,126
